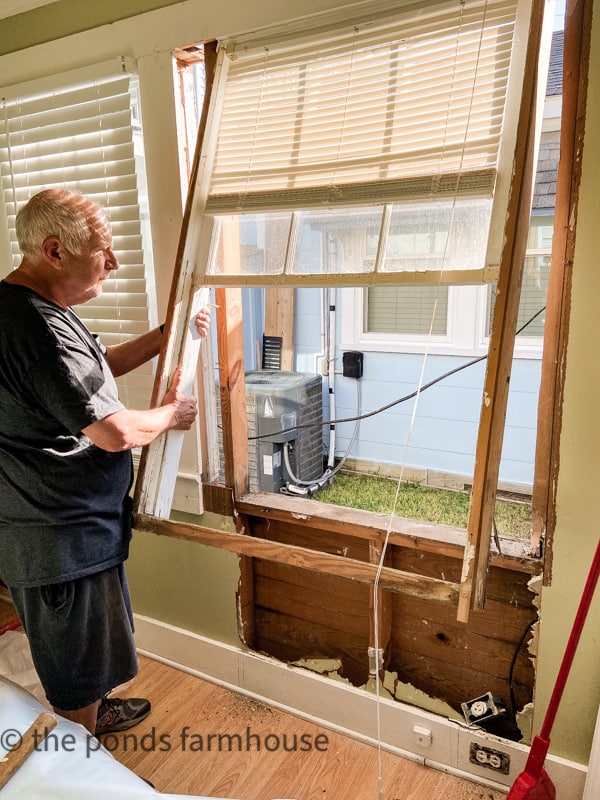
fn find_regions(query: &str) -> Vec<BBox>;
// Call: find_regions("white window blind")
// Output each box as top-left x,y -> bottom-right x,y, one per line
193,0 -> 528,286
210,0 -> 516,205
0,61 -> 154,409
367,285 -> 449,335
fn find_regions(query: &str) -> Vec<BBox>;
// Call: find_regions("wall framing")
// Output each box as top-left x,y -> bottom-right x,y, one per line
131,0 -> 588,754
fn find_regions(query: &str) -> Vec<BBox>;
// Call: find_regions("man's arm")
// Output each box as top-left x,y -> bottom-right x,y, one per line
104,309 -> 212,377
82,368 -> 197,451
104,327 -> 162,378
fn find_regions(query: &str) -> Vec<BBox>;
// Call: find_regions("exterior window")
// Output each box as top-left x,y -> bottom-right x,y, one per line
366,286 -> 449,336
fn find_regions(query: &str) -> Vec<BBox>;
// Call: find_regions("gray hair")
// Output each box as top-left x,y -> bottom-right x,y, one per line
15,189 -> 107,258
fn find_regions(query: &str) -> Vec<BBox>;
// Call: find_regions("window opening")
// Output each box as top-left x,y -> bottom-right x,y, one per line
137,0 -> 545,513
133,0 -> 581,765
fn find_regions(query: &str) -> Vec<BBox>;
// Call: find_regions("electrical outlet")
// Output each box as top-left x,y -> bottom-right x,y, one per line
469,742 -> 510,774
461,691 -> 505,725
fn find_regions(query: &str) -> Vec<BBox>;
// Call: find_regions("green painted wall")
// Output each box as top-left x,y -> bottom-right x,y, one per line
531,3 -> 600,764
127,514 -> 241,647
0,0 -> 182,56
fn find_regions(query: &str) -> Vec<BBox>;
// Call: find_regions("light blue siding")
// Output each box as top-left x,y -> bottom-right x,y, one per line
233,288 -> 541,490
241,287 -> 541,490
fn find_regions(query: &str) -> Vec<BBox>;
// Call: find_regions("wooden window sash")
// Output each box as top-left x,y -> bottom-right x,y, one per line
191,0 -> 531,287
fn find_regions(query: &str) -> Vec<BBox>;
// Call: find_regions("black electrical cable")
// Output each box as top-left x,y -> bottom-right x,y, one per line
247,305 -> 547,441
509,618 -> 536,716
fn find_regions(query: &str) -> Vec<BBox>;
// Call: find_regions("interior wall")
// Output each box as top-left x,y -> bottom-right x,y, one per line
0,0 -> 599,768
532,0 -> 600,763
0,0 -> 182,55
127,515 -> 240,646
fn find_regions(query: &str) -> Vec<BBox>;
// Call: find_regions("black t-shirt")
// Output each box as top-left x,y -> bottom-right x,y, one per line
0,281 -> 133,587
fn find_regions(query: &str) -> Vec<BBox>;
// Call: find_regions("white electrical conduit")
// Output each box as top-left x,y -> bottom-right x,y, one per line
327,286 -> 336,469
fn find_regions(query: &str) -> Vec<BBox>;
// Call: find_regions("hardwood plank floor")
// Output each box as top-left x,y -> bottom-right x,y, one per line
109,655 -> 505,800
0,596 -> 505,798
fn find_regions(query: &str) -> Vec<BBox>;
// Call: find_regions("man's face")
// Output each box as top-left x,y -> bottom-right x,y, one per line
61,205 -> 119,305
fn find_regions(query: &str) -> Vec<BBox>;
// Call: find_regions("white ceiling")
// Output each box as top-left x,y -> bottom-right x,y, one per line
0,0 -> 60,20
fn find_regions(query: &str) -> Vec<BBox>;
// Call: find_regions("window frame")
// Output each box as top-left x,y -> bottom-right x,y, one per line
134,0 -> 548,625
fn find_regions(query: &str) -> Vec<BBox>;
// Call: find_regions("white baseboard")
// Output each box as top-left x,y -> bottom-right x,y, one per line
582,703 -> 600,800
134,613 -> 587,797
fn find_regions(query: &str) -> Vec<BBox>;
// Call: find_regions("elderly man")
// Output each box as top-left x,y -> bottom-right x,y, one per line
0,188 -> 209,737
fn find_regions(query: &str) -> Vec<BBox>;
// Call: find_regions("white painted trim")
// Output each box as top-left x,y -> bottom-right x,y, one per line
582,702 -> 600,800
134,613 -> 587,797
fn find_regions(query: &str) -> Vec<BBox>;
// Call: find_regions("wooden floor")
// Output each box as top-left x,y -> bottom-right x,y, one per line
0,597 -> 505,799
108,655 -> 505,800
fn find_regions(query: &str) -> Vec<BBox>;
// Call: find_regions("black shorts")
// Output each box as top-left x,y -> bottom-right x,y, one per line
7,563 -> 138,710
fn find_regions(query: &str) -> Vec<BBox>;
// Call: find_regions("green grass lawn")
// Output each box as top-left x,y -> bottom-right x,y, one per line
316,472 -> 532,539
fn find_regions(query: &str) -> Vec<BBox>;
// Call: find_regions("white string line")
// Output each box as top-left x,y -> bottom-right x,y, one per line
330,26 -> 358,190
245,46 -> 270,203
2,98 -> 20,268
372,1 -> 492,796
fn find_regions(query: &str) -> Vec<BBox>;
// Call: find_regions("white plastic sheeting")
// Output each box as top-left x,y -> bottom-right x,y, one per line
0,675 -> 231,799
0,632 -> 291,799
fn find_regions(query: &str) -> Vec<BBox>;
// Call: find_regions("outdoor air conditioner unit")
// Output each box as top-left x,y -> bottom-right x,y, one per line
218,370 -> 324,493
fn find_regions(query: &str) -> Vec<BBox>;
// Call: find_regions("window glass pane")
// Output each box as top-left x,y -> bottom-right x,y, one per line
366,285 -> 448,335
517,254 -> 551,336
487,216 -> 553,337
381,197 -> 492,273
526,216 -> 554,249
209,212 -> 291,275
291,207 -> 384,275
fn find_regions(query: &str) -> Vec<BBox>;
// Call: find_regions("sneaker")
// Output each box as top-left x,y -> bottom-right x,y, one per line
95,696 -> 151,735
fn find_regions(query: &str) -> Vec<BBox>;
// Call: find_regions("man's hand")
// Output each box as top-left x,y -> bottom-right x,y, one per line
163,368 -> 198,430
83,370 -> 198,451
194,307 -> 212,338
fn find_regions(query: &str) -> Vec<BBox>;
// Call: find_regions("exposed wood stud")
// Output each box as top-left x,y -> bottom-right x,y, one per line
264,288 -> 295,371
531,0 -> 592,579
235,493 -> 541,575
215,288 -> 248,501
458,0 -> 546,621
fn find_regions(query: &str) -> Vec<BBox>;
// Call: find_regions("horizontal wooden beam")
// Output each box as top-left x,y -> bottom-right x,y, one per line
134,513 -> 459,604
199,267 -> 497,288
236,492 -> 541,575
